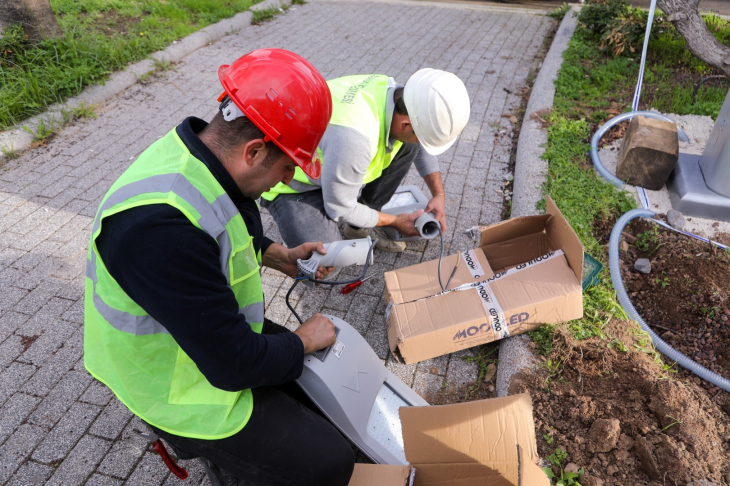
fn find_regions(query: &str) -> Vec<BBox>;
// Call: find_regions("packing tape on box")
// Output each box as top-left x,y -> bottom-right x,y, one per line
451,249 -> 565,339
385,250 -> 566,338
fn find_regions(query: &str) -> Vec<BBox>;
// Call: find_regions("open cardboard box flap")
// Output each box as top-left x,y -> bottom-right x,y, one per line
348,464 -> 414,486
385,196 -> 584,364
348,394 -> 548,486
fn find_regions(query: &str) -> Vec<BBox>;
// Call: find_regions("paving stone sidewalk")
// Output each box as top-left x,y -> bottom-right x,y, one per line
0,1 -> 551,483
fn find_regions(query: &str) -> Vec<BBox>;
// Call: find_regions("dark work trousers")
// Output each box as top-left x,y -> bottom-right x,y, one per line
147,320 -> 355,486
261,143 -> 421,248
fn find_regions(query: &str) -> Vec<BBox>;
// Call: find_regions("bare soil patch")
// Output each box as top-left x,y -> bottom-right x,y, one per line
512,320 -> 730,485
620,219 -> 730,391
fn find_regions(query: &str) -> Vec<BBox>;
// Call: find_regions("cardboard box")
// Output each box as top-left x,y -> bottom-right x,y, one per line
348,393 -> 548,486
385,197 -> 583,364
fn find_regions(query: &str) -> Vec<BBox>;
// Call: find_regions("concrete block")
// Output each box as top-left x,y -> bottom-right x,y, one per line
79,379 -> 113,406
46,435 -> 111,486
0,362 -> 36,406
385,354 -> 416,387
416,353 -> 449,376
0,335 -> 24,368
127,452 -> 171,486
0,393 -> 41,446
364,317 -> 390,360
97,417 -> 149,479
412,372 -> 444,402
5,460 -> 53,486
27,371 -> 92,428
85,474 -> 123,486
32,401 -> 102,463
89,398 -> 134,440
21,341 -> 83,396
446,349 -> 479,386
17,319 -> 75,366
343,294 -> 380,335
0,424 -> 46,484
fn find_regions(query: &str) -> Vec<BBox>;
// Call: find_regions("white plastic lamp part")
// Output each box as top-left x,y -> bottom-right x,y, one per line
297,237 -> 373,287
297,315 -> 429,465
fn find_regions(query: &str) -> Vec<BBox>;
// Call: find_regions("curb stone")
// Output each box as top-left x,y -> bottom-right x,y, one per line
0,0 -> 291,163
496,7 -> 579,398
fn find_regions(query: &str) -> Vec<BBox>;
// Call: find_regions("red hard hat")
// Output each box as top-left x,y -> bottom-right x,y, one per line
218,49 -> 332,179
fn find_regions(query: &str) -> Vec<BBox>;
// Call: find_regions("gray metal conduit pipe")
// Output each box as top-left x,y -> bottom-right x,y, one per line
609,208 -> 730,392
590,111 -> 690,188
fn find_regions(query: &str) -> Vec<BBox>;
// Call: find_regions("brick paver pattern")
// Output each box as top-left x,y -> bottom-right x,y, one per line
0,1 -> 550,483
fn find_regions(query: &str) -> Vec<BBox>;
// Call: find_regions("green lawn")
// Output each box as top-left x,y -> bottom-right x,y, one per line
0,0 -> 261,130
531,1 -> 730,348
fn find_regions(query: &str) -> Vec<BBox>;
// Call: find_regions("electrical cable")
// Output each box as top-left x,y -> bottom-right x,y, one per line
286,238 -> 379,325
436,228 -> 460,292
437,227 -> 445,291
445,251 -> 460,291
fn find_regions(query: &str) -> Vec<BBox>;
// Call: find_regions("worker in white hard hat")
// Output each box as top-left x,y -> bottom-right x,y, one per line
261,69 -> 471,252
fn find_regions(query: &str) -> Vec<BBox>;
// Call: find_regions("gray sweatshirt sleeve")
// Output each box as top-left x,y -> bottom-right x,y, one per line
413,148 -> 439,177
319,125 -> 381,229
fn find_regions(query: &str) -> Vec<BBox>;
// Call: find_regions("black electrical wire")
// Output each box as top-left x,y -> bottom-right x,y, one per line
437,227 -> 461,292
437,227 -> 445,291
286,238 -> 378,325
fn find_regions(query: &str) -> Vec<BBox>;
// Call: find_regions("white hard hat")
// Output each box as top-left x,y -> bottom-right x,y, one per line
403,68 -> 470,156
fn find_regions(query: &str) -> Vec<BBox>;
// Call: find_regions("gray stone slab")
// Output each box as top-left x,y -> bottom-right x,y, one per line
32,401 -> 102,464
0,362 -> 36,407
46,435 -> 111,486
0,424 -> 46,484
27,370 -> 92,428
16,319 -> 76,366
5,460 -> 53,486
446,349 -> 480,387
84,473 -> 124,485
126,452 -> 170,486
79,379 -> 114,406
21,338 -> 84,397
0,393 -> 41,446
0,334 -> 24,368
97,417 -> 149,480
88,398 -> 134,440
412,372 -> 444,402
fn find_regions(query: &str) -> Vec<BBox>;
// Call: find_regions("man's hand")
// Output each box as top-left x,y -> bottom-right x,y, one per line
294,313 -> 337,354
391,210 -> 423,237
425,194 -> 447,234
262,242 -> 334,279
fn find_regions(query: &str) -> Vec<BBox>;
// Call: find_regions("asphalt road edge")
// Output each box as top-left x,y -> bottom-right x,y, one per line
0,0 -> 290,163
496,6 -> 579,397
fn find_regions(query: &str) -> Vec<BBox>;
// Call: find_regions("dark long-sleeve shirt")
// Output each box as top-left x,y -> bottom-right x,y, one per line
95,117 -> 304,392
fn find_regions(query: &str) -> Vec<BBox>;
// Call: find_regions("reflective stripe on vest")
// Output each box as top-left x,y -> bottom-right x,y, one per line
84,128 -> 263,440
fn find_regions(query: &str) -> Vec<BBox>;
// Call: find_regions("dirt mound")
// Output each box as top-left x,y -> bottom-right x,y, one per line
512,320 -> 730,485
620,220 -> 730,388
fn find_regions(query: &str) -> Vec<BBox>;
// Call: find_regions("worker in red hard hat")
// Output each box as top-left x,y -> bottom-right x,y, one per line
84,49 -> 354,485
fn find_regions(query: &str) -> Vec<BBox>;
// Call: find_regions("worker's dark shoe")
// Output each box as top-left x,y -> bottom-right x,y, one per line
343,224 -> 406,253
200,458 -> 250,486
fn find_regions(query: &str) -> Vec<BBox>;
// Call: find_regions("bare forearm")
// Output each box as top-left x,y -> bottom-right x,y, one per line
261,242 -> 289,272
423,172 -> 444,197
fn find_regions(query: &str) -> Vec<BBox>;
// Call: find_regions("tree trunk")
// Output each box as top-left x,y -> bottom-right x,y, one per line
0,0 -> 63,42
657,0 -> 730,77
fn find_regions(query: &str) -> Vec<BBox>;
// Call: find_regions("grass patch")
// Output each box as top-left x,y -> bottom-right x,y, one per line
530,1 -> 729,344
252,6 -> 284,25
0,0 -> 263,130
